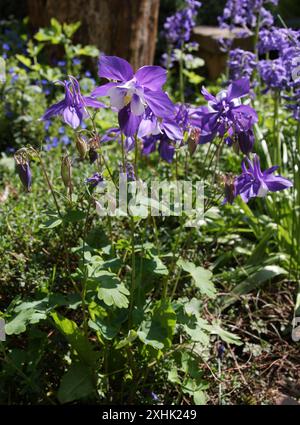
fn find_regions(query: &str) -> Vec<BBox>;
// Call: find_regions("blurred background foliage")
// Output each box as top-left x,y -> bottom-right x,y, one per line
1,0 -> 299,28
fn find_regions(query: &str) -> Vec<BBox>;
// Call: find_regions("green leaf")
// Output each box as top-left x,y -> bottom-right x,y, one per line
51,312 -> 98,366
177,259 -> 216,299
86,226 -> 110,250
137,300 -> 176,350
62,21 -> 81,38
174,299 -> 210,345
63,209 -> 86,223
209,321 -> 242,345
183,70 -> 204,85
16,54 -> 31,68
89,272 -> 129,309
5,309 -> 46,335
115,330 -> 138,349
88,307 -> 127,340
57,363 -> 94,404
40,214 -> 62,229
193,390 -> 207,405
77,45 -> 99,57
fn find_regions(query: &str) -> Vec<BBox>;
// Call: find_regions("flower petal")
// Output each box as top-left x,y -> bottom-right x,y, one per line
159,139 -> 175,163
42,100 -> 66,120
161,119 -> 183,141
264,174 -> 293,191
98,55 -> 134,82
143,89 -> 175,118
142,137 -> 157,156
130,94 -> 145,116
138,118 -> 157,138
108,86 -> 126,110
135,66 -> 167,90
201,86 -> 216,102
227,78 -> 250,100
63,107 -> 81,129
118,107 -> 142,136
83,96 -> 106,109
92,82 -> 118,97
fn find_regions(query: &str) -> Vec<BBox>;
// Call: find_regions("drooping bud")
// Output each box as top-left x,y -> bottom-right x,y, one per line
237,130 -> 255,155
88,135 -> 100,164
76,136 -> 88,159
89,147 -> 98,164
223,174 -> 236,205
61,154 -> 72,189
14,151 -> 32,192
187,128 -> 201,156
16,162 -> 32,192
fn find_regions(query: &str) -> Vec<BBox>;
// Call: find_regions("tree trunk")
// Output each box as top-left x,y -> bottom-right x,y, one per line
27,0 -> 160,69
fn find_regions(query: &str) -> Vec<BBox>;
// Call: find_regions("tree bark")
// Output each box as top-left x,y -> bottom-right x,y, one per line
27,0 -> 160,69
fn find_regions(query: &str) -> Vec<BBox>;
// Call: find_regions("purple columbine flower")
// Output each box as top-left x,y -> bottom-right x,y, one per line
92,56 -> 175,136
197,78 -> 258,145
86,172 -> 104,188
229,154 -> 293,203
42,76 -> 104,129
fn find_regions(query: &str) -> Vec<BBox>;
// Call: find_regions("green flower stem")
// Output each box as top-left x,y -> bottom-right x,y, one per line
81,194 -> 93,338
128,216 -> 136,329
121,132 -> 126,172
179,43 -> 185,103
273,90 -> 281,167
295,122 -> 300,280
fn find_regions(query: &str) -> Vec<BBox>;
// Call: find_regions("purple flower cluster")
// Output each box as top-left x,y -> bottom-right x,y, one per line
221,0 -> 300,121
163,0 -> 201,48
258,28 -> 300,55
228,49 -> 257,81
218,0 -> 278,51
258,59 -> 288,92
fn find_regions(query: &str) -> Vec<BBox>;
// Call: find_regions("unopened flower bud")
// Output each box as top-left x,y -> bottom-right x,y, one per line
88,135 -> 100,164
188,128 -> 201,156
223,174 -> 235,205
89,147 -> 98,164
61,155 -> 72,189
76,136 -> 88,159
16,162 -> 32,192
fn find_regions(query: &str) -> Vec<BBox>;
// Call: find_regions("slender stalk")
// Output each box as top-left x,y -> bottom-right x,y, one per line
179,43 -> 185,103
273,90 -> 281,167
134,134 -> 139,179
128,217 -> 136,329
121,132 -> 126,172
295,122 -> 300,281
37,151 -> 61,217
81,195 -> 93,338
